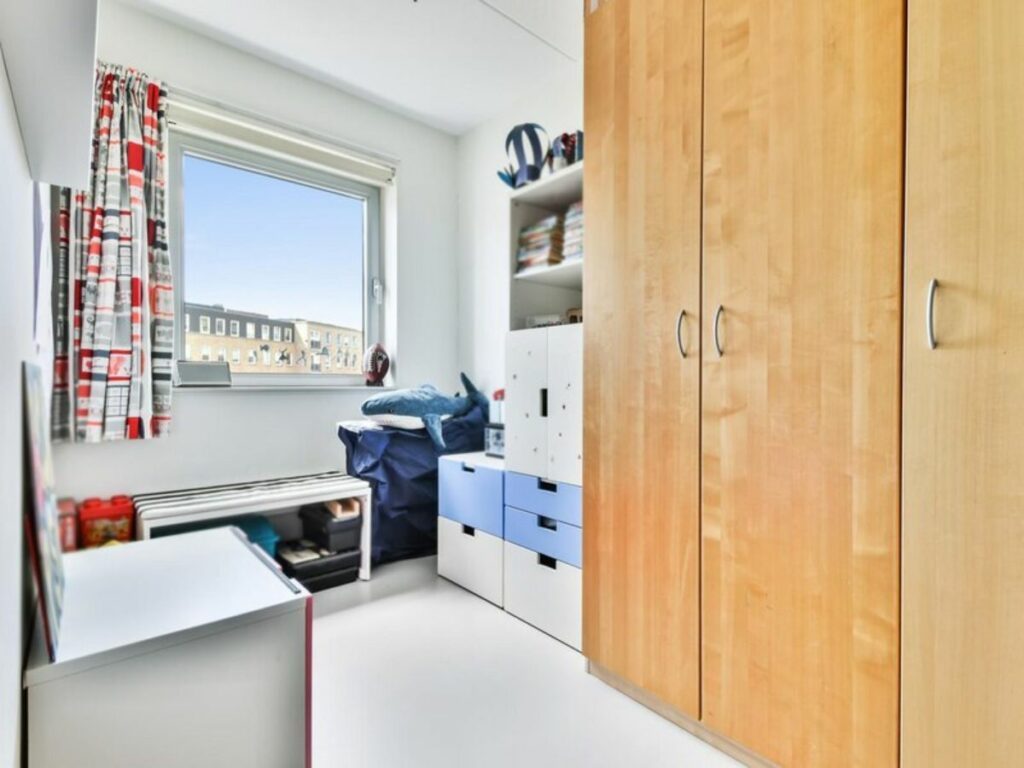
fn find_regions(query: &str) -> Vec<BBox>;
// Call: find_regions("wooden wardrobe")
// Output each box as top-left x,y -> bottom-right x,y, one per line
582,0 -> 704,720
902,1 -> 1024,766
584,0 -> 902,765
586,0 -> 1024,766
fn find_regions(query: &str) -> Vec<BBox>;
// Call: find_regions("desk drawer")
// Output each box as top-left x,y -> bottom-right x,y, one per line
504,506 -> 582,568
503,541 -> 581,650
504,472 -> 581,527
437,516 -> 503,606
438,456 -> 504,537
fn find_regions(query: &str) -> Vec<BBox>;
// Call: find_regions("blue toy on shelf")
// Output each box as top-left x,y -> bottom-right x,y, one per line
498,123 -> 549,189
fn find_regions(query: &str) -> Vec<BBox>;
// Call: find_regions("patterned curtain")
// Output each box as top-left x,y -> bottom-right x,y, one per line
52,63 -> 173,442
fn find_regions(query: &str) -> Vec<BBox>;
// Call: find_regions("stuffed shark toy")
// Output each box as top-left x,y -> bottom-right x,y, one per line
361,373 -> 489,449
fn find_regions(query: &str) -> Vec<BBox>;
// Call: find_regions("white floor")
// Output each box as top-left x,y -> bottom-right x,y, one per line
312,557 -> 738,768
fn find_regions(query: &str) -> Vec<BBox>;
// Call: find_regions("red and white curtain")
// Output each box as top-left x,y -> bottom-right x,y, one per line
52,62 -> 173,442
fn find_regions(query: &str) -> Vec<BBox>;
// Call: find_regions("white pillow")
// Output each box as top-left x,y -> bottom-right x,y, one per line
364,413 -> 426,430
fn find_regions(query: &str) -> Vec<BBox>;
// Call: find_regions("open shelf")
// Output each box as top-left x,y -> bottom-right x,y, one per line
513,259 -> 583,291
509,161 -> 584,330
510,162 -> 584,212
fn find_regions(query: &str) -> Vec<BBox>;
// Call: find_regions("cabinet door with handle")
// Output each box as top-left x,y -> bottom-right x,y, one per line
505,328 -> 548,478
701,1 -> 904,765
582,0 -> 704,719
547,323 -> 583,487
903,1 -> 1024,765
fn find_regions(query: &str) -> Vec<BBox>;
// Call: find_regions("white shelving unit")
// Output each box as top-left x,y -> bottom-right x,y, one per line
509,162 -> 584,328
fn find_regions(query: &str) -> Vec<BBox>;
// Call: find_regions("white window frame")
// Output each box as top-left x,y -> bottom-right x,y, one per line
273,326 -> 281,342
199,316 -> 210,334
284,328 -> 292,343
230,320 -> 240,337
246,322 -> 256,339
215,318 -> 226,336
170,127 -> 382,389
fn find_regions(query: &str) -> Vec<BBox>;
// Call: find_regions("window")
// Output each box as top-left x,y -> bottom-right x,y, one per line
171,126 -> 381,387
185,315 -> 190,333
232,349 -> 241,364
199,316 -> 211,334
215,318 -> 225,336
262,349 -> 271,366
201,346 -> 211,361
248,349 -> 257,364
218,348 -> 226,362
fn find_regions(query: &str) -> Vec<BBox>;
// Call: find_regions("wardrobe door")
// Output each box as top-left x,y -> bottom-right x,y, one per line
582,0 -> 704,717
701,2 -> 903,765
903,2 -> 1024,765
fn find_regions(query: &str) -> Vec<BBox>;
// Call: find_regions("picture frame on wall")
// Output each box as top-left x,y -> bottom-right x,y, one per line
23,361 -> 65,661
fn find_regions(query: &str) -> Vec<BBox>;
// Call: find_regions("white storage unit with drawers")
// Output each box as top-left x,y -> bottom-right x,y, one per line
503,321 -> 585,649
437,452 -> 506,606
502,471 -> 583,649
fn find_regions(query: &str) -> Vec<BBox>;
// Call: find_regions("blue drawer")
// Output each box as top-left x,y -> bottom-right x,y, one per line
438,456 -> 504,537
505,472 -> 582,527
504,506 -> 582,568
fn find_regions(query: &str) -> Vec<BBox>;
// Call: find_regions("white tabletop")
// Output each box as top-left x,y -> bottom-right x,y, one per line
25,527 -> 307,686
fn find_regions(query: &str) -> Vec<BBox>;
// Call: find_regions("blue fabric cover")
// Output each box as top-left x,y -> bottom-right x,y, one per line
338,405 -> 486,564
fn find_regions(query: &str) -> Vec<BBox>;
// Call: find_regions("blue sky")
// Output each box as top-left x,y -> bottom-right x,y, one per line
182,154 -> 365,330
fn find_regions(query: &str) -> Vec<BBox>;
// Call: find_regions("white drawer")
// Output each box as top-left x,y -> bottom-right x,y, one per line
437,516 -> 503,606
503,540 -> 581,650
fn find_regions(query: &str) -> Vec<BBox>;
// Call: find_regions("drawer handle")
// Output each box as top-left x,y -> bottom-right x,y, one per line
540,388 -> 548,418
462,524 -> 476,537
461,463 -> 476,473
537,478 -> 557,493
538,553 -> 558,570
537,515 -> 558,531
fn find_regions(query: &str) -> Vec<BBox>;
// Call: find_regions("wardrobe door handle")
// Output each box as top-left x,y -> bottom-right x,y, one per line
713,305 -> 725,357
926,278 -> 939,350
675,309 -> 688,359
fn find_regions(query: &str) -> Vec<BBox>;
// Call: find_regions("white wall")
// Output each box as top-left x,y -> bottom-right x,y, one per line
455,67 -> 583,395
53,1 -> 460,499
0,48 -> 36,768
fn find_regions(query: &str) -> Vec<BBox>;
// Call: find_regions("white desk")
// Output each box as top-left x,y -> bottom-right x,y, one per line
25,527 -> 310,768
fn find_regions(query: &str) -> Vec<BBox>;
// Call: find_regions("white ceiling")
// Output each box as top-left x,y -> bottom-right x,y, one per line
120,0 -> 583,134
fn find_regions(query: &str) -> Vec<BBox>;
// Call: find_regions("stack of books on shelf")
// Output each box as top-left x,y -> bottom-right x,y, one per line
562,200 -> 583,263
517,214 -> 564,273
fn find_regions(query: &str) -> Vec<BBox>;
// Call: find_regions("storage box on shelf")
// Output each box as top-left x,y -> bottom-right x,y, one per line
437,452 -> 506,606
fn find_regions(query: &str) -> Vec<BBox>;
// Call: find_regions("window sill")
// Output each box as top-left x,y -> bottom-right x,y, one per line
174,384 -> 395,393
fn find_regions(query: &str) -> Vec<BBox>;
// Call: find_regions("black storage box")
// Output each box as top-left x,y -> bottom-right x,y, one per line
299,505 -> 362,552
302,566 -> 359,592
277,541 -> 360,579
